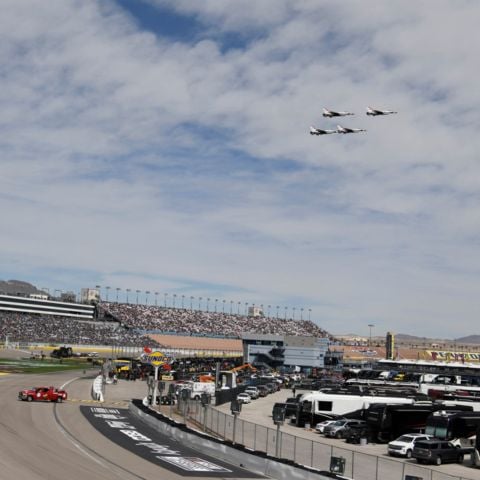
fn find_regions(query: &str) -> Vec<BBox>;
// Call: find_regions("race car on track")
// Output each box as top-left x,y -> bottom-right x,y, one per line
18,386 -> 68,403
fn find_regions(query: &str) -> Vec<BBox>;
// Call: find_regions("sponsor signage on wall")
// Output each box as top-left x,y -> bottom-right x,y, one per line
81,406 -> 259,477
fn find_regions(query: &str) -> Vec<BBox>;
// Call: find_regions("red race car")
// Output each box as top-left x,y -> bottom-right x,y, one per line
18,386 -> 68,403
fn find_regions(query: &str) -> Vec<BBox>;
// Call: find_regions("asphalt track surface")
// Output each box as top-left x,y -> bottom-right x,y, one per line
0,364 -> 260,480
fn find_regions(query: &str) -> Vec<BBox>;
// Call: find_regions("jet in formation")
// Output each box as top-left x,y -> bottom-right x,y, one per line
336,124 -> 366,134
322,108 -> 355,118
310,106 -> 397,137
366,106 -> 397,116
309,126 -> 337,135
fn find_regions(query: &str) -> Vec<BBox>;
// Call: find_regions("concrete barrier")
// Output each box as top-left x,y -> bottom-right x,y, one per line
129,399 -> 339,480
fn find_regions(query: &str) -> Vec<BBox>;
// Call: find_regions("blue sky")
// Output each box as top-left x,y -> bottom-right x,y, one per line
1,0 -> 480,339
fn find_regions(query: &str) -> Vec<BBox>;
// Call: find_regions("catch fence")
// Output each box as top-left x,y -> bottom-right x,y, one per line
176,399 -> 476,480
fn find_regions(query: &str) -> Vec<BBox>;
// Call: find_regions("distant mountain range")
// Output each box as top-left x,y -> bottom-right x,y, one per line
395,333 -> 480,345
0,279 -> 44,296
336,332 -> 480,345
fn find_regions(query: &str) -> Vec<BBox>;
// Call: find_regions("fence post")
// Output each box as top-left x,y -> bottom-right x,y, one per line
310,438 -> 314,468
254,424 -> 257,451
352,451 -> 355,479
293,435 -> 297,464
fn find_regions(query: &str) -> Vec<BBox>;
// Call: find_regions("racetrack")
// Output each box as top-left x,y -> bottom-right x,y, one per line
0,369 -> 259,480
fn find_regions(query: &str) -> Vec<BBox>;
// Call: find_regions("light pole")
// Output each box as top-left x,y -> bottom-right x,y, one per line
206,298 -> 210,312
284,306 -> 287,320
292,307 -> 296,320
222,299 -> 225,313
190,296 -> 194,310
182,295 -> 185,309
198,297 -> 202,310
267,305 -> 271,317
215,299 -> 218,312
155,292 -> 159,306
276,306 -> 279,319
173,294 -> 177,308
136,290 -> 140,305
126,288 -> 131,304
308,308 -> 311,321
237,301 -> 241,314
300,307 -> 304,321
116,288 -> 121,302
105,286 -> 110,302
229,300 -> 233,314
164,293 -> 168,308
145,291 -> 150,305
245,302 -> 248,315
368,324 -> 375,348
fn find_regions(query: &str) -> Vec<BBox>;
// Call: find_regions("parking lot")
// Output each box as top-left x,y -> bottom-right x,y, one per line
213,387 -> 479,480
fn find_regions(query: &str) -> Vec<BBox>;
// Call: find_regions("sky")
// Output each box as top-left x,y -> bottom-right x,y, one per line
1,0 -> 480,340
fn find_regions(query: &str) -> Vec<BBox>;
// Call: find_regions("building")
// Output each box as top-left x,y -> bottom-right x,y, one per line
80,288 -> 100,304
247,306 -> 264,317
0,294 -> 95,319
242,333 -> 329,370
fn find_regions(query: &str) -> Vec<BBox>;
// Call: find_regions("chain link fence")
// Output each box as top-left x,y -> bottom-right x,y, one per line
178,399 -> 475,480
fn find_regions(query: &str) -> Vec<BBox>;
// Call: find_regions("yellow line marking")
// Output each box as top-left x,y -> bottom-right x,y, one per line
69,398 -> 128,406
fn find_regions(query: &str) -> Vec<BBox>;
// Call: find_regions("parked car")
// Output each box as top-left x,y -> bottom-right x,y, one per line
324,419 -> 366,439
264,383 -> 277,393
412,439 -> 471,465
244,387 -> 259,399
256,385 -> 269,397
388,434 -> 432,458
345,423 -> 374,444
236,393 -> 252,404
315,419 -> 338,434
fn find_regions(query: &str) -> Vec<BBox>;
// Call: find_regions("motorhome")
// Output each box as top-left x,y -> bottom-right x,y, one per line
366,402 -> 473,443
425,410 -> 480,447
294,391 -> 416,427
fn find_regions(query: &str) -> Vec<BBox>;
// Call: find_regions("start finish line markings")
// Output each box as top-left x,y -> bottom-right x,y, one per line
81,406 -> 262,477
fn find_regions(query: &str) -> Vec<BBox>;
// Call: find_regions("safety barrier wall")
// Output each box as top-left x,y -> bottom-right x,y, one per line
180,399 -> 476,480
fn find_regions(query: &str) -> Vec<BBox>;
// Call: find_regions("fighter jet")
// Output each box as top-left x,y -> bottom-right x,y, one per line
309,126 -> 337,136
322,108 -> 355,118
366,107 -> 397,116
336,124 -> 366,134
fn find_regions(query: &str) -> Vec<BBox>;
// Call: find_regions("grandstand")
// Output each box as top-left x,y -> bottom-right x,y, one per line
0,311 -> 161,348
0,287 -> 331,357
98,302 -> 330,339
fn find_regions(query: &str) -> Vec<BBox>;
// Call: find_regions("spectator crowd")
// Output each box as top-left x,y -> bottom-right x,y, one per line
0,311 -> 160,347
0,302 -> 331,347
99,302 -> 331,339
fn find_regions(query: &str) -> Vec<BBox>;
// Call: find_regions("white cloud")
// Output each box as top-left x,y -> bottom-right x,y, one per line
1,0 -> 480,338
